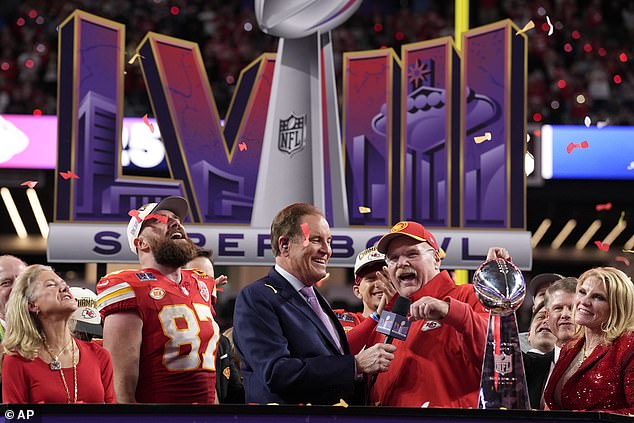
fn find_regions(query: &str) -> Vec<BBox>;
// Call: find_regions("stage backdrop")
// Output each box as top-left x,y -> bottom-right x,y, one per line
49,9 -> 531,269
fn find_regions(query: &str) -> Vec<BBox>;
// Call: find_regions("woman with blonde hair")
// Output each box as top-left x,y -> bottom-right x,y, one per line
543,267 -> 634,414
2,265 -> 115,403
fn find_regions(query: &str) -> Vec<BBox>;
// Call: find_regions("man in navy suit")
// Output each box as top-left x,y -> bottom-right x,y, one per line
233,203 -> 396,405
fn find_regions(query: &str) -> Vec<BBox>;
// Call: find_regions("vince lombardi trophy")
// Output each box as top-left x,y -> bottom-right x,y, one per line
251,0 -> 363,226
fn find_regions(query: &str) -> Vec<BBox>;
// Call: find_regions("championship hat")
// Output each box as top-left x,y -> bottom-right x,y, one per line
376,221 -> 446,258
127,196 -> 189,254
70,287 -> 102,338
354,246 -> 386,281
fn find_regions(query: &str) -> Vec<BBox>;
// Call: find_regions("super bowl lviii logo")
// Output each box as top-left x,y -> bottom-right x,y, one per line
49,2 -> 531,269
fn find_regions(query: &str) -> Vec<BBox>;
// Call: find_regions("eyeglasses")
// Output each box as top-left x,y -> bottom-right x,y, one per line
385,248 -> 436,266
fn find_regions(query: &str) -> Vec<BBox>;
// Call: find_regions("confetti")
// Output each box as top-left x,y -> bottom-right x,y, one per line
20,180 -> 38,189
566,140 -> 589,154
145,213 -> 168,224
594,241 -> 610,251
546,16 -> 554,36
127,53 -> 145,65
595,202 -> 612,211
238,141 -> 247,151
421,401 -> 430,408
358,206 -> 372,214
300,222 -> 310,247
128,209 -> 143,222
333,399 -> 348,408
597,119 -> 609,128
59,170 -> 79,180
623,249 -> 634,254
474,132 -> 492,144
584,116 -> 591,127
616,256 -> 631,266
619,211 -> 626,225
516,20 -> 535,35
627,162 -> 634,171
143,114 -> 155,133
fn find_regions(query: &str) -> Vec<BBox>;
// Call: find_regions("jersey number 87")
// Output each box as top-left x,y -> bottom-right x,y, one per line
158,303 -> 220,371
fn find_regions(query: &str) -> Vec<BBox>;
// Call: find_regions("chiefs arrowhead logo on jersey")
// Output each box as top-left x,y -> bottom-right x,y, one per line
421,320 -> 442,332
198,281 -> 210,302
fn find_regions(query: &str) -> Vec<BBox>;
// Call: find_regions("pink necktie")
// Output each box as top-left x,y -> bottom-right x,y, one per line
300,286 -> 343,353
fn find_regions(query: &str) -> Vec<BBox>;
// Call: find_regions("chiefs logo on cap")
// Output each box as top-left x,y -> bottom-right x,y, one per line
391,222 -> 408,233
82,308 -> 97,320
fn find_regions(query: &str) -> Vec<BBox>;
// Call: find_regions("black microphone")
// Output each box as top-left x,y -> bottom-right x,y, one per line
369,296 -> 412,391
376,296 -> 412,344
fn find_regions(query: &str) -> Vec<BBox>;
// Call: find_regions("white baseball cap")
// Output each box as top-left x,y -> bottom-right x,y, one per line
70,287 -> 102,338
354,246 -> 386,278
127,196 -> 189,254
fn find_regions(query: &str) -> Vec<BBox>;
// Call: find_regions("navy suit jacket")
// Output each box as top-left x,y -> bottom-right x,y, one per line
233,268 -> 356,405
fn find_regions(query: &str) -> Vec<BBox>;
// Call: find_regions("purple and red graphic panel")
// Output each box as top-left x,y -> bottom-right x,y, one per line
401,38 -> 460,227
138,33 -> 274,223
343,50 -> 401,226
461,22 -> 525,228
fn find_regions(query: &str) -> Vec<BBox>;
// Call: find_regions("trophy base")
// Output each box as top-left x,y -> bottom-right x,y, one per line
478,312 -> 530,410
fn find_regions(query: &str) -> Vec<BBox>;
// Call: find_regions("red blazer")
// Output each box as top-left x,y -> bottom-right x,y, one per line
543,331 -> 634,415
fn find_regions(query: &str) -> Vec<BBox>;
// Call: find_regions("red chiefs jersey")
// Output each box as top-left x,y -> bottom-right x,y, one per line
96,268 -> 219,403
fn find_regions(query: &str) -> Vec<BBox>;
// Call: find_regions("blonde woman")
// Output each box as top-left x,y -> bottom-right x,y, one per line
543,267 -> 634,414
2,265 -> 115,403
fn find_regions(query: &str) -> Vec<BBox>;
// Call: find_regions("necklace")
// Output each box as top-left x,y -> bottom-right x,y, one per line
58,340 -> 78,403
43,337 -> 73,371
576,341 -> 597,368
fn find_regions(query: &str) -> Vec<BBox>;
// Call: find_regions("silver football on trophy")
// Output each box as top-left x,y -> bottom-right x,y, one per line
255,0 -> 363,38
472,258 -> 525,316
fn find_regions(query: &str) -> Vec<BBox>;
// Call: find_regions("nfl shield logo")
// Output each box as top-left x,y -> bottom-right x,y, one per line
278,113 -> 306,155
494,352 -> 513,375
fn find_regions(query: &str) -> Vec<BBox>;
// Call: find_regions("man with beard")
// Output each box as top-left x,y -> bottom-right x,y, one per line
233,203 -> 396,405
96,196 -> 220,403
366,221 -> 491,408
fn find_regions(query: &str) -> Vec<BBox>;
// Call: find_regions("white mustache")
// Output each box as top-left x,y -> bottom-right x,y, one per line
396,266 -> 417,278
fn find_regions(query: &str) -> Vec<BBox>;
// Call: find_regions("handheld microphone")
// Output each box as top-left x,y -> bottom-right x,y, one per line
369,296 -> 412,391
376,296 -> 412,344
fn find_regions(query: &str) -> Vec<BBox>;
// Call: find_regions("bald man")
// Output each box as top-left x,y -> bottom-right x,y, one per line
0,255 -> 26,338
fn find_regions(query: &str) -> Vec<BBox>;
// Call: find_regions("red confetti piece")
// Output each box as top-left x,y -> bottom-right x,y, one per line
594,241 -> 610,251
20,180 -> 38,189
59,170 -> 79,180
238,141 -> 248,152
595,202 -> 612,211
144,213 -> 168,224
143,114 -> 155,133
566,140 -> 589,154
128,209 -> 143,223
300,223 -> 310,247
616,256 -> 631,266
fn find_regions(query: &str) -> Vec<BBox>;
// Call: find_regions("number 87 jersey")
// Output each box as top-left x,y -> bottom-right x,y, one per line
97,268 -> 220,403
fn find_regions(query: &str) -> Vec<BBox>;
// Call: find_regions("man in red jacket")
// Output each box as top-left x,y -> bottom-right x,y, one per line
367,221 -> 491,408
